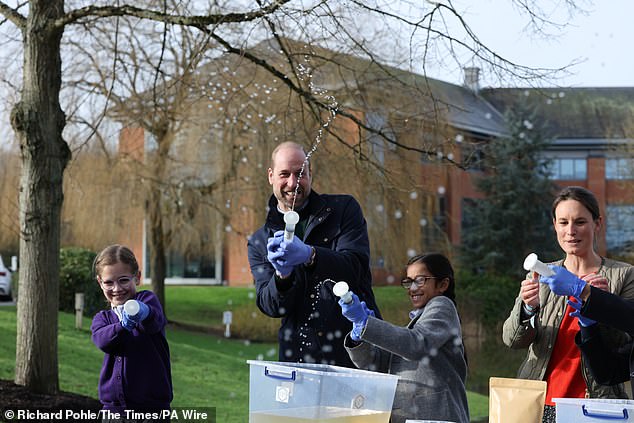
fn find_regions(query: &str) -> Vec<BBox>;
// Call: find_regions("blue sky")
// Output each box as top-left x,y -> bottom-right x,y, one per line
418,0 -> 633,88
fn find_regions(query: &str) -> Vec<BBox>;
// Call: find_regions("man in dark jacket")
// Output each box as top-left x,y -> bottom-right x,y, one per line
574,286 -> 634,395
541,266 -> 634,395
247,141 -> 381,367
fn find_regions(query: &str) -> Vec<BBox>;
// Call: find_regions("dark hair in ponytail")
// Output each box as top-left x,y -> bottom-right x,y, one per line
406,252 -> 466,364
407,252 -> 456,305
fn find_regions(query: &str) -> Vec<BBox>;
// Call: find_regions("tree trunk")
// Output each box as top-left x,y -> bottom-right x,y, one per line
148,187 -> 167,317
214,211 -> 223,284
11,0 -> 68,394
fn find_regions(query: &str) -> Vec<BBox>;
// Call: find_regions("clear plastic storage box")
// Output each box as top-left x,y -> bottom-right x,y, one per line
247,360 -> 399,423
554,398 -> 634,422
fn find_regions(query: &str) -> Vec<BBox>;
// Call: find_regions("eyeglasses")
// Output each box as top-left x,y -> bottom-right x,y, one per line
99,275 -> 136,290
401,275 -> 437,289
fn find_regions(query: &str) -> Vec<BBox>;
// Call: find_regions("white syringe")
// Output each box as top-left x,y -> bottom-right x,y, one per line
333,281 -> 353,304
523,253 -> 555,277
283,210 -> 300,242
124,299 -> 140,318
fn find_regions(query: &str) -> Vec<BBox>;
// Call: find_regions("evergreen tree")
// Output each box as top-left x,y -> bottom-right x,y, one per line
461,102 -> 559,277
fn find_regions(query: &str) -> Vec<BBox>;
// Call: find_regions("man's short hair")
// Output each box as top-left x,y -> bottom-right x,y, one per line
270,141 -> 308,170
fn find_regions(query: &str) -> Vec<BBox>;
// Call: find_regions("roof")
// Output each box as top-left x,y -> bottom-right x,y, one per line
480,87 -> 634,141
419,78 -> 507,137
247,38 -> 508,138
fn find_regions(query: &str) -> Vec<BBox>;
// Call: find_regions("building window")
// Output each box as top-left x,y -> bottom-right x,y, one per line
144,248 -> 216,279
606,204 -> 634,254
606,158 -> 634,180
366,111 -> 397,165
547,158 -> 587,180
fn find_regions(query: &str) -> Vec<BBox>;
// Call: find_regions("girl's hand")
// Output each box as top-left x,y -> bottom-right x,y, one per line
520,272 -> 540,308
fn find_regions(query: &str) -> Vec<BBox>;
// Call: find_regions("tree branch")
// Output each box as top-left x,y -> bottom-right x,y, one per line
0,1 -> 26,30
54,1 -> 291,29
205,30 -> 465,169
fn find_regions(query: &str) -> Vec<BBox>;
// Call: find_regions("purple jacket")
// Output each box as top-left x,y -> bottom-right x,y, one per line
91,290 -> 172,413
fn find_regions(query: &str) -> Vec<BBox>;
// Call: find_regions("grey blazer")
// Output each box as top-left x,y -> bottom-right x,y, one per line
345,295 -> 469,423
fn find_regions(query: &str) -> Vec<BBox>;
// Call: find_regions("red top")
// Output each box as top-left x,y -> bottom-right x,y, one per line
544,297 -> 586,405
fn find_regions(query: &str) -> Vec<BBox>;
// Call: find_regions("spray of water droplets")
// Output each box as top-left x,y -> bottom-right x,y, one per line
295,279 -> 340,362
290,56 -> 340,211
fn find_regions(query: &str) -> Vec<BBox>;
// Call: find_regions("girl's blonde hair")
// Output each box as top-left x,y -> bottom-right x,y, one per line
93,244 -> 139,279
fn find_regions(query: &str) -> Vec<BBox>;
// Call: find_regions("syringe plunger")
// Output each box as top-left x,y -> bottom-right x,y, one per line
523,253 -> 555,277
124,299 -> 140,317
283,211 -> 300,242
333,281 -> 353,304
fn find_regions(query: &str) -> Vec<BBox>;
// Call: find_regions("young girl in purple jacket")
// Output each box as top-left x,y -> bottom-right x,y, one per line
90,244 -> 172,416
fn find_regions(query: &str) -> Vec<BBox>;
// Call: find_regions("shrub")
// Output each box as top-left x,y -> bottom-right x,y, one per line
59,247 -> 105,316
231,303 -> 279,342
456,270 -> 518,328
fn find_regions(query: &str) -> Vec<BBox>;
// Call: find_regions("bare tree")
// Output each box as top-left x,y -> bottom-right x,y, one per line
66,9 -> 229,313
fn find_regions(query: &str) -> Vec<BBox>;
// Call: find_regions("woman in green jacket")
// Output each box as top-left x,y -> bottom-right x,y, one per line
502,186 -> 634,423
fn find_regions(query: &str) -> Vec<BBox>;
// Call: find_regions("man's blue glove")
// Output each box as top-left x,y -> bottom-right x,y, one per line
121,311 -> 136,331
568,297 -> 596,327
539,265 -> 587,298
279,236 -> 313,267
266,231 -> 285,262
127,300 -> 150,323
272,259 -> 294,278
267,231 -> 294,277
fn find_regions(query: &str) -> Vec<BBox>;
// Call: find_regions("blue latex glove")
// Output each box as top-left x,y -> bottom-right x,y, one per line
266,231 -> 285,262
267,231 -> 294,277
339,294 -> 376,341
339,292 -> 371,325
127,300 -> 150,323
272,259 -> 294,278
351,302 -> 375,341
539,265 -> 587,298
279,236 -> 312,267
362,301 -> 376,319
121,311 -> 136,331
351,322 -> 365,341
568,297 -> 596,327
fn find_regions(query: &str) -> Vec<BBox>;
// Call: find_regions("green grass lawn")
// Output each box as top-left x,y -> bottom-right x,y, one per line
0,305 -> 277,423
0,285 -> 491,422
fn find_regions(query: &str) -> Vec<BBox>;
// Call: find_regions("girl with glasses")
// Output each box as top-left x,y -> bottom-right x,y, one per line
338,252 -> 469,423
91,244 -> 172,420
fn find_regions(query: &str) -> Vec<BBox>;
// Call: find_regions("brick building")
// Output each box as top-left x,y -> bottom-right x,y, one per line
119,39 -> 634,286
